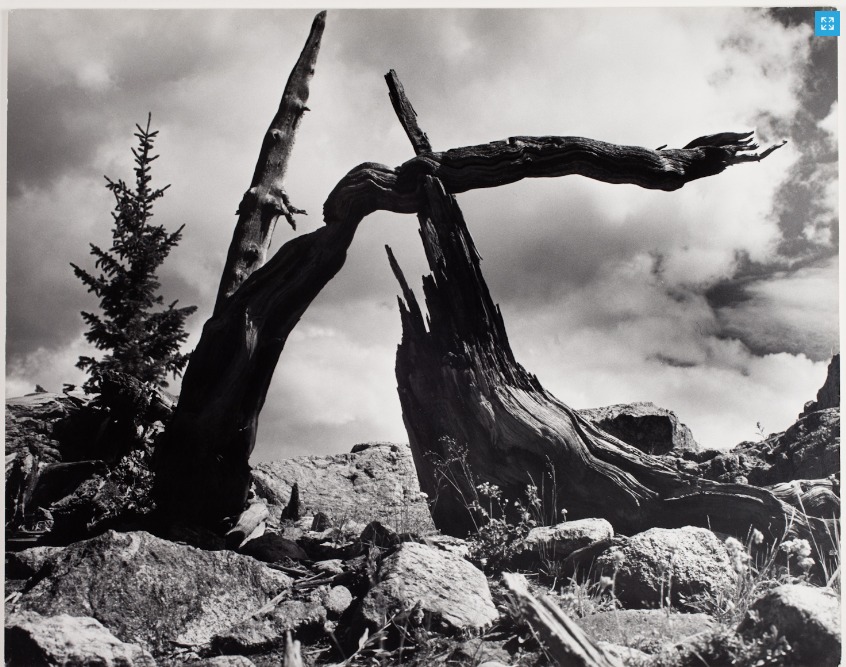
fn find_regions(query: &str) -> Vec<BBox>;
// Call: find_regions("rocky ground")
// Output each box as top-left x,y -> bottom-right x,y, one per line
4,358 -> 841,666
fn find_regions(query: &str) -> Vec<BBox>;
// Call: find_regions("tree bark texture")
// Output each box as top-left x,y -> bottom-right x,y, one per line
214,11 -> 326,313
503,572 -> 624,667
383,77 -> 818,548
153,12 -> 790,531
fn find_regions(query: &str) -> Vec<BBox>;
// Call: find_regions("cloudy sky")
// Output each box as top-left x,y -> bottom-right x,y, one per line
6,7 -> 839,461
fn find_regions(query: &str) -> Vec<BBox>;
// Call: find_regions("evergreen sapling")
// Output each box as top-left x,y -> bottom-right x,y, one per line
71,114 -> 196,391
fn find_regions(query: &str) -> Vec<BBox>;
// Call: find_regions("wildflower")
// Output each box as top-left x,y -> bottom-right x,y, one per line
599,576 -> 613,591
798,557 -> 815,572
560,508 -> 568,520
796,540 -> 812,558
725,537 -> 750,574
610,549 -> 626,569
781,538 -> 812,559
751,529 -> 764,545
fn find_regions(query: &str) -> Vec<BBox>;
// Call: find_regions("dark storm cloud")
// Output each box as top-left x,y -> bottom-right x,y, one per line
7,10 -> 315,196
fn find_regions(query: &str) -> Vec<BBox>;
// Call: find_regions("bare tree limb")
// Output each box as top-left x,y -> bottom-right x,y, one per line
214,10 -> 326,314
323,132 -> 786,224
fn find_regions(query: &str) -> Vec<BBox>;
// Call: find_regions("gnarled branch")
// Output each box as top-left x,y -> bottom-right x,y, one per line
323,132 -> 786,224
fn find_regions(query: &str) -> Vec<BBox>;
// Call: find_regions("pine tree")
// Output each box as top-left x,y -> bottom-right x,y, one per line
71,114 -> 197,391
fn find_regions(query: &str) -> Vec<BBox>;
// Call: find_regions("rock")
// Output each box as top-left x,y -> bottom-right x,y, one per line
196,658 -> 256,667
280,482 -> 301,521
311,511 -> 331,531
252,442 -> 434,534
5,546 -> 65,579
698,357 -> 839,486
597,642 -> 651,664
419,534 -> 470,558
801,354 -> 839,417
700,409 -> 840,485
5,386 -> 162,544
12,530 -> 291,656
314,559 -> 345,576
578,402 -> 699,454
595,526 -> 736,612
739,584 -> 841,667
237,532 -> 308,563
321,585 -> 353,616
359,520 -> 400,549
450,637 -> 515,667
210,586 -> 339,655
360,542 -> 497,633
576,609 -> 715,654
5,610 -> 156,666
511,518 -> 613,568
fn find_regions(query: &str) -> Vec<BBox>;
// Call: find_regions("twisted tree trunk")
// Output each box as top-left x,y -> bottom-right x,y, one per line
153,11 -> 793,538
382,75 -> 804,544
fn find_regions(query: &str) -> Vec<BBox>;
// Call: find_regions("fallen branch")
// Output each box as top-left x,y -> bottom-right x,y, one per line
504,572 -> 624,667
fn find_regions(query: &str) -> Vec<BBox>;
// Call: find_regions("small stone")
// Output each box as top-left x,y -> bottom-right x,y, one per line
321,585 -> 353,616
314,559 -> 345,576
311,511 -> 331,531
359,521 -> 399,549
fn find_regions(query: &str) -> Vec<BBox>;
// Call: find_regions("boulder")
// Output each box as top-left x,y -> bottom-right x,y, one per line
595,526 -> 736,612
699,409 -> 840,485
698,356 -> 839,486
5,610 -> 156,667
511,518 -> 613,567
359,542 -> 497,633
739,584 -> 841,667
252,442 -> 434,534
578,402 -> 699,455
801,354 -> 839,417
12,530 -> 291,656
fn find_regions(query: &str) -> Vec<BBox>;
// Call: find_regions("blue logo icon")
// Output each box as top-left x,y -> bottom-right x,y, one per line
815,11 -> 840,36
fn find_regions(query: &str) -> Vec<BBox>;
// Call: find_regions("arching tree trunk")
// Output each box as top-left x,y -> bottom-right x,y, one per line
153,11 -> 792,537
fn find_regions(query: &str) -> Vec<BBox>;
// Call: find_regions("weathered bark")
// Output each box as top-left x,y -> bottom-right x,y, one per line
214,11 -> 325,312
322,131 -> 786,225
153,12 -> 789,530
383,75 -> 818,548
503,572 -> 624,667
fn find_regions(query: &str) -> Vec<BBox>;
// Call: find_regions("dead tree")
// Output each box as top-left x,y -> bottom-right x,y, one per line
383,74 -> 799,541
153,11 -> 798,546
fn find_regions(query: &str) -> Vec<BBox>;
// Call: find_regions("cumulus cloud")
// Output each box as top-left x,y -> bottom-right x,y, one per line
6,8 -> 837,459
